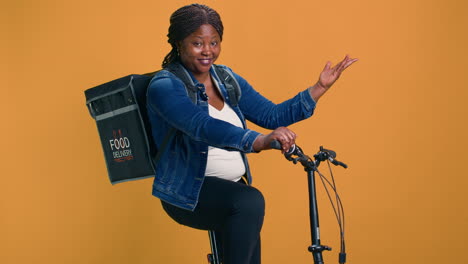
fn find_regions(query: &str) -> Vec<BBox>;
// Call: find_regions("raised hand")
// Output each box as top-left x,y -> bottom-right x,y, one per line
309,55 -> 358,102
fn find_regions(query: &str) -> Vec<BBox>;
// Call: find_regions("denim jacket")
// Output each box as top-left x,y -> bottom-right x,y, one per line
146,63 -> 316,211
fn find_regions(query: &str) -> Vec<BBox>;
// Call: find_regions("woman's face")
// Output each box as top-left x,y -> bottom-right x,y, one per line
178,24 -> 221,79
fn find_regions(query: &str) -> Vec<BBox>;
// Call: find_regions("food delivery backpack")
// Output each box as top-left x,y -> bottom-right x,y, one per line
85,62 -> 241,184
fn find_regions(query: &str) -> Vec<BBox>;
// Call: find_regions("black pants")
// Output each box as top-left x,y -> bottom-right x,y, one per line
161,176 -> 265,264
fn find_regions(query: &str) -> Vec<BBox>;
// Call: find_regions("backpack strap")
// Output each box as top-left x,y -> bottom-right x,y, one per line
146,63 -> 199,167
152,126 -> 176,167
144,64 -> 199,104
164,62 -> 241,106
163,62 -> 199,104
213,65 -> 241,107
141,69 -> 176,168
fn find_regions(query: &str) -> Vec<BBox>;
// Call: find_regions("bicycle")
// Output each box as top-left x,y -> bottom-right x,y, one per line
207,142 -> 348,264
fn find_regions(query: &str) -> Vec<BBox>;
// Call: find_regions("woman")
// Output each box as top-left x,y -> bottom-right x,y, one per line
147,4 -> 357,263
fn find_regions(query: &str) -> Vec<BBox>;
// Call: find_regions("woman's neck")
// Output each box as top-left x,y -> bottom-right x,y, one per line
193,71 -> 211,84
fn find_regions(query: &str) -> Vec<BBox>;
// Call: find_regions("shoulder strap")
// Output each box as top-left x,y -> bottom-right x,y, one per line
163,62 -> 198,104
152,126 -> 176,166
213,65 -> 241,107
145,63 -> 198,167
163,63 -> 241,106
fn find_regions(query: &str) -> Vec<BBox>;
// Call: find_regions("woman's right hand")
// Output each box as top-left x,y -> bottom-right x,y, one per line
253,127 -> 296,153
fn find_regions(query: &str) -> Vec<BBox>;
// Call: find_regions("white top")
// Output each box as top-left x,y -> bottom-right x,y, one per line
205,103 -> 246,182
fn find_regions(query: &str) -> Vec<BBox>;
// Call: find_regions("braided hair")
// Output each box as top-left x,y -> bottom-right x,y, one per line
162,4 -> 224,68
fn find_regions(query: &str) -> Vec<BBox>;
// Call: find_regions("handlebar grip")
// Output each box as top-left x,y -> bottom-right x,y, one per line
270,140 -> 282,150
270,140 -> 296,155
331,158 -> 348,169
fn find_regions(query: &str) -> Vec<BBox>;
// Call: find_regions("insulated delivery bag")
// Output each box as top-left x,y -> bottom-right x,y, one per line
84,64 -> 241,185
85,73 -> 158,184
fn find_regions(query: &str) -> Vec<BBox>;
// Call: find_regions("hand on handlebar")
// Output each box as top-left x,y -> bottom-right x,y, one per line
252,127 -> 296,153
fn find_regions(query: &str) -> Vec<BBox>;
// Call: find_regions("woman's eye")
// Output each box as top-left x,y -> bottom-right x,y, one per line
211,41 -> 218,46
193,42 -> 202,47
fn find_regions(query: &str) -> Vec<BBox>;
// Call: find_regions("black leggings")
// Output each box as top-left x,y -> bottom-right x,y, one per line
161,176 -> 265,264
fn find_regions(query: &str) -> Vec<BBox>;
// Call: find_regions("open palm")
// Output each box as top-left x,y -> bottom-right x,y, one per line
318,55 -> 358,89
310,55 -> 358,102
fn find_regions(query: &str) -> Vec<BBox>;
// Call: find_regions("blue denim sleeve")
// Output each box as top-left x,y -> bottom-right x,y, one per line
229,69 -> 317,129
147,76 -> 261,153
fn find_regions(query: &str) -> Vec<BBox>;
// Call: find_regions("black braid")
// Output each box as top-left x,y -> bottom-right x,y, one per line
161,4 -> 224,68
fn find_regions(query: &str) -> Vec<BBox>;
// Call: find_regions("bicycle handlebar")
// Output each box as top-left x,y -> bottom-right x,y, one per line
270,140 -> 348,169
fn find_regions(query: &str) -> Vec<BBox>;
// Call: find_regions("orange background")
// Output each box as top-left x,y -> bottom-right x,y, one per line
2,0 -> 468,263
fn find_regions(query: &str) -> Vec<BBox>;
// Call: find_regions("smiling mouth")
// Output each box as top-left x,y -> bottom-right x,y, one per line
198,58 -> 213,66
